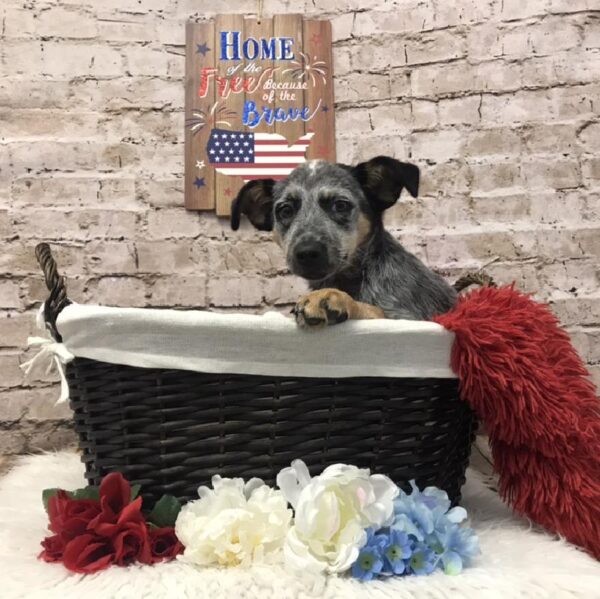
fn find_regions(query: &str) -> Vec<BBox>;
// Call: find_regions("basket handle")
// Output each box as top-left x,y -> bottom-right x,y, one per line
453,271 -> 496,293
35,243 -> 71,341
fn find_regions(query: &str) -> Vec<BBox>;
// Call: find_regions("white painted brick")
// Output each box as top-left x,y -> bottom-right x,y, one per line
404,30 -> 466,65
410,100 -> 438,130
464,128 -> 522,156
147,275 -> 207,307
578,122 -> 600,153
87,276 -> 148,307
434,0 -> 496,27
0,280 -> 21,309
0,109 -> 99,140
500,0 -> 549,21
411,130 -> 464,163
11,176 -> 138,209
335,73 -> 391,103
353,4 -> 435,36
529,19 -> 581,56
438,96 -> 481,125
41,42 -> 124,78
480,91 -> 554,125
548,0 -> 598,13
36,7 -> 98,39
582,16 -> 600,49
521,158 -> 580,190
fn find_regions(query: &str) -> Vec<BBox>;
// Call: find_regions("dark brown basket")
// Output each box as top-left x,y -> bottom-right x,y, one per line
35,243 -> 475,506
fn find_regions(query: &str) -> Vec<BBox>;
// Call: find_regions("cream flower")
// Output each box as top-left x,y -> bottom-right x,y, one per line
276,460 -> 399,574
175,475 -> 292,567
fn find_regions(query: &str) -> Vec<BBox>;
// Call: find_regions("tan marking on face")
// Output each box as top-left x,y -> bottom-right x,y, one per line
272,230 -> 282,247
357,213 -> 372,246
341,213 -> 373,261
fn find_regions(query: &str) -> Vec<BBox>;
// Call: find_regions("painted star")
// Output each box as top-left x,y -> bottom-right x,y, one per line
315,145 -> 328,157
193,177 -> 205,188
310,33 -> 322,45
322,105 -> 329,112
195,160 -> 205,169
224,188 -> 233,197
196,43 -> 211,56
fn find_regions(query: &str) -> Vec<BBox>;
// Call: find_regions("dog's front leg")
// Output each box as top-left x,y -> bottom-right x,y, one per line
293,288 -> 385,329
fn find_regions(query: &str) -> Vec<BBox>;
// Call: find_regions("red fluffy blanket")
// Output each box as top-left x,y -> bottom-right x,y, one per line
434,285 -> 600,560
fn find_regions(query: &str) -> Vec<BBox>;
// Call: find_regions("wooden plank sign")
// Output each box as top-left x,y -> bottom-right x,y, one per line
184,15 -> 336,215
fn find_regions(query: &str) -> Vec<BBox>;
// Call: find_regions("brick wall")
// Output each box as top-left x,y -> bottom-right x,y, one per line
1,0 -> 599,457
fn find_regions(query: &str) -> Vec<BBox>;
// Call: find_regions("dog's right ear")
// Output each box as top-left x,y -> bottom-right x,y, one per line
352,156 -> 419,212
230,179 -> 276,231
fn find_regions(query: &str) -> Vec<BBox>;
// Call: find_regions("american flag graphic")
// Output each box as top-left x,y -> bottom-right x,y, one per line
206,128 -> 315,181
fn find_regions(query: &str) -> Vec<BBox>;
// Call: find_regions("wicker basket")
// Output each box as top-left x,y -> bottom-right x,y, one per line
35,243 -> 475,506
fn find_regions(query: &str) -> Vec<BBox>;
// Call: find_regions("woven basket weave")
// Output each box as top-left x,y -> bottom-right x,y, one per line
35,243 -> 475,506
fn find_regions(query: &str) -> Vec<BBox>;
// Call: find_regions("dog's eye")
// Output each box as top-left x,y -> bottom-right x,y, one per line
276,204 -> 295,221
332,199 -> 352,214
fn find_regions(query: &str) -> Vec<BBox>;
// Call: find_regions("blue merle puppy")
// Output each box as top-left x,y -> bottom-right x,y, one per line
230,156 -> 457,327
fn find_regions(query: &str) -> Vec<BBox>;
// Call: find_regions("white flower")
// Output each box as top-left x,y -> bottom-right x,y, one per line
276,460 -> 399,574
175,475 -> 292,567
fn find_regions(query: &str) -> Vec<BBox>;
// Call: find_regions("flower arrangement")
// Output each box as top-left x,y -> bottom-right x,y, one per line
175,460 -> 479,579
40,461 -> 479,580
40,473 -> 183,573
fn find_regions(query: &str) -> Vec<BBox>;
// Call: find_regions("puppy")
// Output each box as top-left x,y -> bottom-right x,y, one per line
230,156 -> 457,327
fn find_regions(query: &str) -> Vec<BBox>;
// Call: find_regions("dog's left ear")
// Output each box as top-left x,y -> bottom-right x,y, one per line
352,156 -> 419,211
230,179 -> 276,231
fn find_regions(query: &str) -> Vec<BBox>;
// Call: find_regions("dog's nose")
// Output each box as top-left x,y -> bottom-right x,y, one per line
294,241 -> 327,268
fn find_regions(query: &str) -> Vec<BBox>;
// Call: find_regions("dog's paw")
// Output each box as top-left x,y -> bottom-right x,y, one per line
293,289 -> 352,329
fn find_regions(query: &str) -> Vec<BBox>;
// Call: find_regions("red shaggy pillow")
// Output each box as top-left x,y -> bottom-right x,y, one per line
434,285 -> 600,560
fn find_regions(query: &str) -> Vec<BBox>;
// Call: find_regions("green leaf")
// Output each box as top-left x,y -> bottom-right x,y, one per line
42,488 -> 60,513
130,484 -> 141,500
147,495 -> 181,528
69,486 -> 100,501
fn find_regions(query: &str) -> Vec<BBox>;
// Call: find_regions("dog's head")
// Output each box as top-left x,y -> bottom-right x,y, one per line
230,157 -> 419,282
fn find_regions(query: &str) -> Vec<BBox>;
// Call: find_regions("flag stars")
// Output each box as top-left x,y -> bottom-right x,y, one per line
196,43 -> 211,56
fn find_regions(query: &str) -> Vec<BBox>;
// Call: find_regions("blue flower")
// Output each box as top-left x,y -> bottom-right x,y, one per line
350,481 -> 480,581
407,542 -> 437,575
351,530 -> 385,581
392,481 -> 468,541
434,522 -> 480,575
381,529 -> 412,575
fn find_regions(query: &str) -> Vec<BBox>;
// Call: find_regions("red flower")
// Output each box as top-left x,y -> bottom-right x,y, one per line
62,534 -> 115,574
148,527 -> 184,563
87,473 -> 144,538
48,491 -> 101,541
40,472 -> 182,572
113,521 -> 152,566
39,534 -> 66,562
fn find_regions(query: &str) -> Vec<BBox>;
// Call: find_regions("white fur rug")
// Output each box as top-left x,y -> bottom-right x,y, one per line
0,452 -> 598,599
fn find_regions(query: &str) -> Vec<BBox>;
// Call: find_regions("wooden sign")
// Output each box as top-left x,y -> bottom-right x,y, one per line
184,15 -> 336,215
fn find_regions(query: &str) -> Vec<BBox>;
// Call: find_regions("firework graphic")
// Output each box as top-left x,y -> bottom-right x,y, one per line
185,102 -> 238,135
282,52 -> 328,86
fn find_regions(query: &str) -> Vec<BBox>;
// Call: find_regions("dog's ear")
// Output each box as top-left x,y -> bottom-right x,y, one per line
352,156 -> 419,211
230,179 -> 276,231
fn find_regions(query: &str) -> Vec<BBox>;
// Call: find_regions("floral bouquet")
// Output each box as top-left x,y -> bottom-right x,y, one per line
40,473 -> 183,573
40,460 -> 479,580
175,460 -> 479,579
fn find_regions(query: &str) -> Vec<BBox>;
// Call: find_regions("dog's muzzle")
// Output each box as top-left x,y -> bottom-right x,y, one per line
291,239 -> 330,280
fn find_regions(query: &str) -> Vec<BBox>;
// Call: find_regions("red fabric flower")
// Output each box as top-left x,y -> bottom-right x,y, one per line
88,473 -> 144,538
62,534 -> 115,574
40,472 -> 183,572
113,521 -> 152,566
48,490 -> 101,540
148,527 -> 184,563
39,534 -> 66,562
